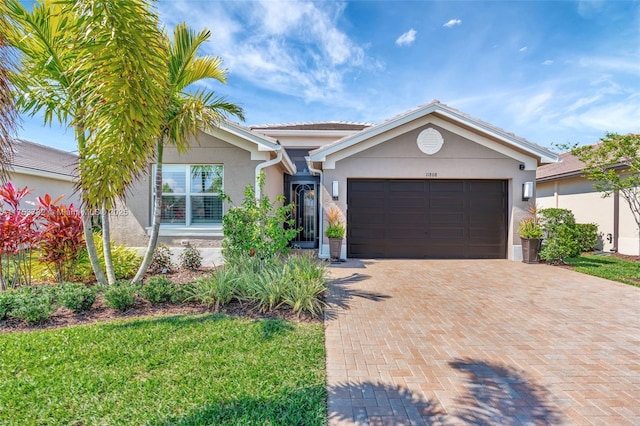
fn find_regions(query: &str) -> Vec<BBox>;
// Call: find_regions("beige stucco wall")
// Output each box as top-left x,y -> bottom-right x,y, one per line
537,177 -> 639,255
320,124 -> 536,260
111,130 -> 286,247
262,165 -> 284,200
7,172 -> 80,211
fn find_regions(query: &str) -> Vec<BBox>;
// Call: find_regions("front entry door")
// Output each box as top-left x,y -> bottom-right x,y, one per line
291,183 -> 318,248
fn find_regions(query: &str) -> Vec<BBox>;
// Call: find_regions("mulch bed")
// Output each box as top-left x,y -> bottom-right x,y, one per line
0,268 -> 321,335
609,252 -> 640,262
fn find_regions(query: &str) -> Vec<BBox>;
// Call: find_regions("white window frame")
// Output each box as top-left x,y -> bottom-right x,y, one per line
151,164 -> 224,233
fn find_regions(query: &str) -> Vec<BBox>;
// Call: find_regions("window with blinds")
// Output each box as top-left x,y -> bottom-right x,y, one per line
156,164 -> 223,225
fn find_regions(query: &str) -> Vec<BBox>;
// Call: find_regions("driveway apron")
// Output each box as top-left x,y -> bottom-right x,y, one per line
324,259 -> 640,425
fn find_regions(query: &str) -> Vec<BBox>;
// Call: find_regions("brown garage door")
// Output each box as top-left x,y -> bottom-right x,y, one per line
347,179 -> 507,259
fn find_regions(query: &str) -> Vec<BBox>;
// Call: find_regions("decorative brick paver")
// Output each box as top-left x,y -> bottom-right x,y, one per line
325,260 -> 640,425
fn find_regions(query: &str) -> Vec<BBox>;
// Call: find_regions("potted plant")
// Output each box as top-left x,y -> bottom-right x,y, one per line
518,217 -> 543,264
325,207 -> 345,261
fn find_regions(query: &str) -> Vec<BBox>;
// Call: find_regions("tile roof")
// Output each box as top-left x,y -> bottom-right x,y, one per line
250,122 -> 373,131
11,139 -> 78,178
309,100 -> 559,165
536,151 -> 585,181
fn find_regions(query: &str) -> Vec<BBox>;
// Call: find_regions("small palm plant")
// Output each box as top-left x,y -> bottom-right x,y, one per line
518,204 -> 543,239
519,204 -> 543,264
325,207 -> 345,239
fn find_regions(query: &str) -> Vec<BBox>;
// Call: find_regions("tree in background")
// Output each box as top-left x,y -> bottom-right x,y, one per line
132,24 -> 243,282
572,133 -> 640,255
6,0 -> 169,284
0,3 -> 17,182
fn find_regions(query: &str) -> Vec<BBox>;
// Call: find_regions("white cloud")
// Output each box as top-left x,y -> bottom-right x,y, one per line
395,29 -> 417,46
542,60 -> 554,65
510,91 -> 554,124
567,95 -> 603,112
519,47 -> 528,52
578,56 -> 640,74
443,19 -> 462,28
156,0 -> 369,106
559,97 -> 640,133
577,0 -> 606,18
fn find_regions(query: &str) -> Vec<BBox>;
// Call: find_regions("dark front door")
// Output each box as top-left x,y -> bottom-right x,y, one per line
291,182 -> 318,248
347,179 -> 507,259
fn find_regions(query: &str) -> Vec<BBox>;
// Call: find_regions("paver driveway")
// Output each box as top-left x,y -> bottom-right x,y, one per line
324,260 -> 640,425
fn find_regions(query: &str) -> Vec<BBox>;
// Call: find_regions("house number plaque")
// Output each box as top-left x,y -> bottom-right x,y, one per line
425,172 -> 438,177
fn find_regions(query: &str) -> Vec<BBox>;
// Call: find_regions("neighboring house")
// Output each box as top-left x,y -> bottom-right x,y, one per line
112,100 -> 560,260
537,149 -> 638,255
5,139 -> 79,209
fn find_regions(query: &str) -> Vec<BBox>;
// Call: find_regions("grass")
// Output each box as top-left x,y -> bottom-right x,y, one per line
565,254 -> 640,287
0,314 -> 326,425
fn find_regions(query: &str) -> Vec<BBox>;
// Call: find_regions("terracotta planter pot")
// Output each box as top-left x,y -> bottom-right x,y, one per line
328,237 -> 343,260
521,237 -> 542,264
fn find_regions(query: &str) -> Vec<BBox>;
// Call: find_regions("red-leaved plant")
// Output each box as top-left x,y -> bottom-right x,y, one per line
36,194 -> 85,283
0,183 -> 39,290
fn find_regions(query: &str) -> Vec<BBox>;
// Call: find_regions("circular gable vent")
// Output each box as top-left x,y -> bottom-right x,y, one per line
417,128 -> 444,155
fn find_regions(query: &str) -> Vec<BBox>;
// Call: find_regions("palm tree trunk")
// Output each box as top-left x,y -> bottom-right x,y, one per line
82,213 -> 107,285
76,126 -> 107,286
132,140 -> 163,283
102,205 -> 116,285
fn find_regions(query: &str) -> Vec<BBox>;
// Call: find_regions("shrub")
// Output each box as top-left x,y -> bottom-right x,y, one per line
575,223 -> 599,253
74,233 -> 141,281
185,268 -> 237,311
0,182 -> 38,289
539,208 -> 579,263
56,282 -> 96,313
36,195 -> 85,283
222,172 -> 298,263
172,284 -> 192,304
102,281 -> 139,311
0,291 -> 14,320
8,286 -> 56,324
139,276 -> 176,304
179,245 -> 202,271
281,254 -> 328,318
148,244 -> 174,275
241,263 -> 288,313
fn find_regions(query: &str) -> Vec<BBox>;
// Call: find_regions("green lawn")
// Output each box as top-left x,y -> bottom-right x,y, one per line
565,254 -> 640,287
0,314 -> 326,425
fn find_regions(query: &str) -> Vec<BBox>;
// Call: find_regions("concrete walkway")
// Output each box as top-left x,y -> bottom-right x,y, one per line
324,259 -> 640,425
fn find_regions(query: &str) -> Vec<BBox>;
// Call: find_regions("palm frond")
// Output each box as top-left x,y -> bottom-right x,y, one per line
169,23 -> 226,92
0,2 -> 17,181
67,0 -> 169,207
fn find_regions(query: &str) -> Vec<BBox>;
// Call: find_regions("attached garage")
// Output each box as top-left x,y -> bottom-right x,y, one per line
306,101 -> 560,261
347,179 -> 507,259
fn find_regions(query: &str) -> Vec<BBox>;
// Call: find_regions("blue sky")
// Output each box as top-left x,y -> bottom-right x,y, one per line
16,0 -> 640,154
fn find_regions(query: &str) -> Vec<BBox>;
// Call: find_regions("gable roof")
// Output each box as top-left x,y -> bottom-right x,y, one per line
308,100 -> 560,167
11,139 -> 78,181
203,120 -> 296,174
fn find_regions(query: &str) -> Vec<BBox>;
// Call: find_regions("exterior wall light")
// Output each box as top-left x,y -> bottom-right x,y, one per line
332,181 -> 339,200
522,181 -> 534,201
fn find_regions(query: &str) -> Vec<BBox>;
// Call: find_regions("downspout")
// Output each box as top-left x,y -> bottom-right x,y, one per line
255,142 -> 283,201
306,156 -> 326,258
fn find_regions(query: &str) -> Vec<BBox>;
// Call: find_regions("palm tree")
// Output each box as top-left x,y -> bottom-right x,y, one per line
0,3 -> 17,182
7,0 -> 169,284
132,24 -> 244,282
